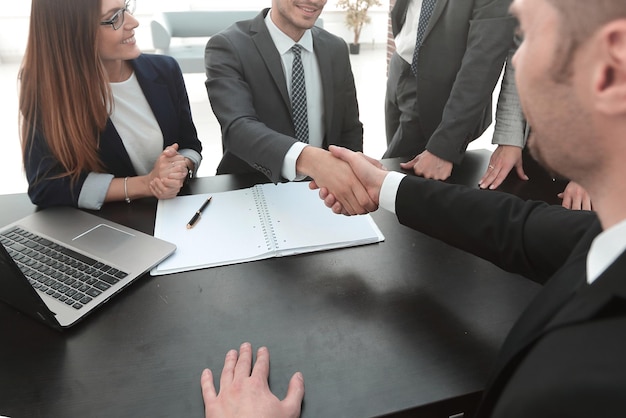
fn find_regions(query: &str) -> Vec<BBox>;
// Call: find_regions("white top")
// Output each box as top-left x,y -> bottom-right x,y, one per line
394,0 -> 424,65
109,72 -> 163,176
265,10 -> 324,181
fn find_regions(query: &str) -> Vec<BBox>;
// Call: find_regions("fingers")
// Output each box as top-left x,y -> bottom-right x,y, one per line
514,163 -> 529,182
558,181 -> 592,211
149,177 -> 184,199
479,163 -> 508,190
362,154 -> 386,170
162,143 -> 180,156
479,163 -> 499,189
250,346 -> 270,381
201,344 -> 304,418
282,372 -> 305,417
201,368 -> 217,401
412,159 -> 452,181
219,348 -> 239,390
558,192 -> 591,211
399,156 -> 418,170
233,342 -> 254,381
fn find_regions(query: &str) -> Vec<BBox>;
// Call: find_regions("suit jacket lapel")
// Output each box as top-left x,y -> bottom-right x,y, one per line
547,253 -> 626,329
250,10 -> 291,111
312,30 -> 333,137
391,0 -> 410,36
423,0 -> 448,41
132,56 -> 173,140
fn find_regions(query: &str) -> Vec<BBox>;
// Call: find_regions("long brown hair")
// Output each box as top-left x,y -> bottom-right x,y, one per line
19,0 -> 112,183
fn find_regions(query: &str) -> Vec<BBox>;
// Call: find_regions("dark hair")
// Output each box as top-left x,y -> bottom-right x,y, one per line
19,0 -> 112,183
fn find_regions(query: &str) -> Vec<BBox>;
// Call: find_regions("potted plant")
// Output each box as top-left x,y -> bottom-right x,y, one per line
337,0 -> 382,54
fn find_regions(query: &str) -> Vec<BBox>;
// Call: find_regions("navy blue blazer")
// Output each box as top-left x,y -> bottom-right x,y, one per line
24,53 -> 202,208
395,176 -> 626,417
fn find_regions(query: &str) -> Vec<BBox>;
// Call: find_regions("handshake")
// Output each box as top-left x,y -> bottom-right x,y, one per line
306,145 -> 390,216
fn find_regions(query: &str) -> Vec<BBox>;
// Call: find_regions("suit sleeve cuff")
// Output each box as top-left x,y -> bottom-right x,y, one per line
78,172 -> 114,210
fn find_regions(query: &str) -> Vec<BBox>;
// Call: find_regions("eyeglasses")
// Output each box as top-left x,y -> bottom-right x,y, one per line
100,0 -> 136,31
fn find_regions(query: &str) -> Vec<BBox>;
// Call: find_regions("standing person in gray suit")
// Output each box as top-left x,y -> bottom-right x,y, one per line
205,0 -> 377,215
385,0 -> 516,181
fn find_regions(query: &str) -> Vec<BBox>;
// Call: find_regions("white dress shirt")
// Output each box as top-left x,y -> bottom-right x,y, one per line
394,0 -> 424,65
265,10 -> 324,181
587,218 -> 626,284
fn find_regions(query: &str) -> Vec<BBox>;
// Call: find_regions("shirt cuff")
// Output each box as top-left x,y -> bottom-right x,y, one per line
281,142 -> 308,181
178,149 -> 202,177
78,172 -> 114,210
379,171 -> 406,214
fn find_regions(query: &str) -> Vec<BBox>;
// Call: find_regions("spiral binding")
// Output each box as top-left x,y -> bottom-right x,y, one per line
252,186 -> 278,251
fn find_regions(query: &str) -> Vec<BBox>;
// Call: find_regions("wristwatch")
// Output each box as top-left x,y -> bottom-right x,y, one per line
185,161 -> 194,185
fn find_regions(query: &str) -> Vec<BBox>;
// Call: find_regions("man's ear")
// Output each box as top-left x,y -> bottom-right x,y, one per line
594,19 -> 626,116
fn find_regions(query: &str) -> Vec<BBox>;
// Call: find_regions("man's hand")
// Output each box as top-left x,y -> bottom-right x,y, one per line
297,147 -> 378,215
201,343 -> 304,418
479,145 -> 528,190
558,181 -> 592,210
310,146 -> 389,214
400,150 -> 453,180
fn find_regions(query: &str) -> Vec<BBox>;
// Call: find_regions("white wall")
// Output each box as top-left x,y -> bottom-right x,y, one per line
0,0 -> 390,61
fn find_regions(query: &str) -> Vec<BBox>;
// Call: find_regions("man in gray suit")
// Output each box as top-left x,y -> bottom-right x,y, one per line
205,0 -> 376,214
385,0 -> 516,181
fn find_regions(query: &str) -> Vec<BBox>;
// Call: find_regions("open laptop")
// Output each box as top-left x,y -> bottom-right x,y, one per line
0,206 -> 176,330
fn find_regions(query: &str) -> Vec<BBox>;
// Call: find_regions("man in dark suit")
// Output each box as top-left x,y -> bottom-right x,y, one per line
199,0 -> 626,417
385,0 -> 516,181
205,1 -> 376,215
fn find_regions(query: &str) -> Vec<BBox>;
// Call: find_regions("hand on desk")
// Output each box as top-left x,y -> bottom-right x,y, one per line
201,343 -> 304,418
400,150 -> 453,181
311,146 -> 388,215
298,146 -> 379,215
148,143 -> 190,199
479,145 -> 529,190
558,180 -> 592,211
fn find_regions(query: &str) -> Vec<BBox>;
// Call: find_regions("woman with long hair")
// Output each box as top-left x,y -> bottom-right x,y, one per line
19,0 -> 202,209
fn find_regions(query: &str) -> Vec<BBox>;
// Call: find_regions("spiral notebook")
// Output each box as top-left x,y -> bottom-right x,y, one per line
151,182 -> 384,275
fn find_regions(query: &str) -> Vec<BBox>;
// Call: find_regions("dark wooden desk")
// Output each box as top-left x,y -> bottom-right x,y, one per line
0,150 -> 557,418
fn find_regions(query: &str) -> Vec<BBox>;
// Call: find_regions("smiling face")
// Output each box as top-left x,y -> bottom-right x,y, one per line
511,0 -> 599,183
270,0 -> 327,41
97,0 -> 141,76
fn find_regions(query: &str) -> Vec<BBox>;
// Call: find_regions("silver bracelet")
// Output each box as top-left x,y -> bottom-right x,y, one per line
123,176 -> 131,204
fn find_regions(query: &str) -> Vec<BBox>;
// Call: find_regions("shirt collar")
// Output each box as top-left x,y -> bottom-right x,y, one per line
587,217 -> 626,284
265,9 -> 314,55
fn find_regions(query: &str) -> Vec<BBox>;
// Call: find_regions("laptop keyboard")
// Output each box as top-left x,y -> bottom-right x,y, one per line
0,226 -> 128,310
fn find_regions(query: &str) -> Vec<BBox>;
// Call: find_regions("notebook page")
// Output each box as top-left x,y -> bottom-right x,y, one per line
152,189 -> 272,275
259,182 -> 384,256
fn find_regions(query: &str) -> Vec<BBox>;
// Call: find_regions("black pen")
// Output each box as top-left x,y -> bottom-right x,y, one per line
186,196 -> 212,229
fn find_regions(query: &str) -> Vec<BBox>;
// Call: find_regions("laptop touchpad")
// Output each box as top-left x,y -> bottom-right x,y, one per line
73,224 -> 133,255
